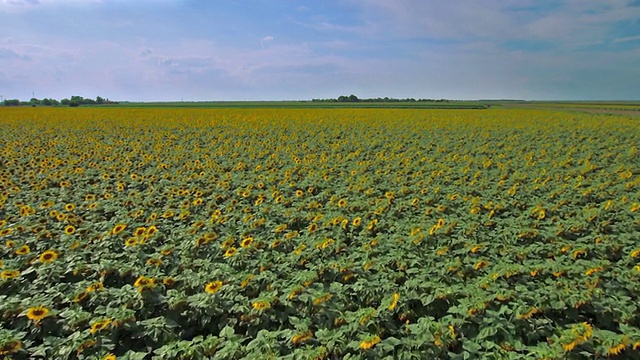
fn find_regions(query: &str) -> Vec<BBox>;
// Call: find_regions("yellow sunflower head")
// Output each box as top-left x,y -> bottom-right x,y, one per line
252,300 -> 271,311
89,318 -> 112,334
146,258 -> 163,267
240,237 -> 254,248
110,224 -> 127,236
26,305 -> 50,322
0,339 -> 22,355
15,245 -> 30,255
64,225 -> 76,235
205,280 -> 223,294
0,269 -> 21,280
224,247 -> 237,257
39,250 -> 58,263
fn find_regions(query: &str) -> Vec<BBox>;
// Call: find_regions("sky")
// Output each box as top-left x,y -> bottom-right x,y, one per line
1,0 -> 640,101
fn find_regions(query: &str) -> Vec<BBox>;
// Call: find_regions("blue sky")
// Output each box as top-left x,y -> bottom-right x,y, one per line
1,0 -> 640,101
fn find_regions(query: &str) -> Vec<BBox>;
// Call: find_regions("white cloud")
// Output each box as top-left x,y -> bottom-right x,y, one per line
347,0 -> 640,47
613,35 -> 640,43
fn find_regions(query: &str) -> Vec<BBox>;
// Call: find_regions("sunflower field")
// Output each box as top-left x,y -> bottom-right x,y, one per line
0,107 -> 639,359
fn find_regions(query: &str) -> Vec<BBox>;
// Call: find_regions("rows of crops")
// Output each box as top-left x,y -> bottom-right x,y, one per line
1,107 -> 639,359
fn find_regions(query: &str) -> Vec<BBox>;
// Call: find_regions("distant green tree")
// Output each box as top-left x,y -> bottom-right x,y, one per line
3,99 -> 20,106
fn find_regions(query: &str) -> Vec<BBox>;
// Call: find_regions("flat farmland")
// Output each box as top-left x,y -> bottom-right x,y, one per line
1,107 -> 639,359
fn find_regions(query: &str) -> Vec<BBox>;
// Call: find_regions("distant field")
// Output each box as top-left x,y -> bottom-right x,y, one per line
502,101 -> 640,116
113,101 -> 491,109
78,100 -> 640,115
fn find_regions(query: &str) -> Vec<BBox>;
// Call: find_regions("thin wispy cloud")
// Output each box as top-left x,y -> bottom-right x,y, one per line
0,0 -> 639,101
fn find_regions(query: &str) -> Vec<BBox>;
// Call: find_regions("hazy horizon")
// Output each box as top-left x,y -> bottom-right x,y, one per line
2,0 -> 640,102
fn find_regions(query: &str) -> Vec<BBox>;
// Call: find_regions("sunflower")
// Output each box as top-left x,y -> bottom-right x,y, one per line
196,237 -> 209,247
64,203 -> 75,212
133,227 -> 146,237
139,235 -> 150,245
240,275 -> 253,288
39,200 -> 55,209
26,305 -> 50,322
15,245 -> 30,255
313,293 -> 333,306
0,340 -> 22,356
537,209 -> 546,220
163,277 -> 176,287
252,300 -> 271,311
145,225 -> 158,236
0,227 -> 13,238
359,335 -> 381,350
337,198 -> 347,207
39,250 -> 58,263
205,280 -> 223,294
474,260 -> 489,271
89,318 -> 112,334
367,219 -> 378,231
110,224 -> 127,236
224,247 -> 237,257
274,224 -> 287,233
388,292 -> 400,310
64,225 -> 76,235
19,205 -> 35,217
103,353 -> 117,360
87,282 -> 104,292
73,291 -> 89,303
240,236 -> 253,248
146,258 -> 163,267
133,276 -> 154,288
124,237 -> 138,247
160,248 -> 173,256
0,269 -> 20,279
192,220 -> 205,229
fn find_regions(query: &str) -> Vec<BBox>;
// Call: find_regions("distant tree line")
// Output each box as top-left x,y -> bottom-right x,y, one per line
2,95 -> 117,107
311,95 -> 453,103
